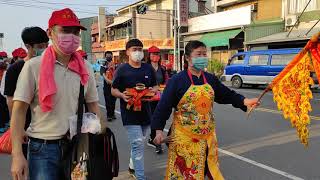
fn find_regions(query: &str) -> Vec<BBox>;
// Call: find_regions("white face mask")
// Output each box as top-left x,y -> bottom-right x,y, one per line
131,51 -> 144,62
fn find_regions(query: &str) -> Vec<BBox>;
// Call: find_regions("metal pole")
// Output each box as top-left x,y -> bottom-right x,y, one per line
0,38 -> 3,51
173,0 -> 177,71
177,26 -> 181,71
132,9 -> 137,38
176,0 -> 180,71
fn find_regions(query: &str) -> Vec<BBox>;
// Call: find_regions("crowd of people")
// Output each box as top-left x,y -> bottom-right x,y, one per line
0,7 -> 260,180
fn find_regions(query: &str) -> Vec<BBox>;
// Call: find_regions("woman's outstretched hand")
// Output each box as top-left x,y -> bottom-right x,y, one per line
244,98 -> 260,110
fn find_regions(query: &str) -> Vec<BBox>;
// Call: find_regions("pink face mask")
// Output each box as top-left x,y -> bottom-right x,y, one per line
56,33 -> 80,55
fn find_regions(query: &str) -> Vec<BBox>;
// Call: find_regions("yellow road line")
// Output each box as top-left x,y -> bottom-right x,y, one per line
255,107 -> 320,121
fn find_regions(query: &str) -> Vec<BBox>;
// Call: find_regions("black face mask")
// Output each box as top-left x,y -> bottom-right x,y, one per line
106,57 -> 112,62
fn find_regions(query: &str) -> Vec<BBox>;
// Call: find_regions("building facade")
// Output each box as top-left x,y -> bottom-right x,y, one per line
182,0 -> 290,65
103,0 -> 175,68
91,11 -> 114,59
79,17 -> 96,63
246,0 -> 320,50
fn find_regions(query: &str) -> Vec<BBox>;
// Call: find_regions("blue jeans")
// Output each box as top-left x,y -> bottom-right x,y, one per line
125,125 -> 149,180
28,139 -> 61,180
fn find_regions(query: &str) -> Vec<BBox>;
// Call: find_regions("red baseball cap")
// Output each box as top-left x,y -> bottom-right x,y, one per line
12,49 -> 18,58
0,51 -> 7,58
12,48 -> 27,58
48,8 -> 86,30
17,48 -> 27,58
148,46 -> 160,53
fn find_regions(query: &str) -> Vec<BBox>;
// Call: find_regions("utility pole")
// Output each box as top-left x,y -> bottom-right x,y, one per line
132,8 -> 137,39
0,33 -> 3,51
177,28 -> 181,70
176,0 -> 180,71
173,0 -> 177,71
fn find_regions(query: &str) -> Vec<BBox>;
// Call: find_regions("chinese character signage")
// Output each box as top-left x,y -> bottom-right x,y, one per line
179,0 -> 189,27
104,38 -> 174,51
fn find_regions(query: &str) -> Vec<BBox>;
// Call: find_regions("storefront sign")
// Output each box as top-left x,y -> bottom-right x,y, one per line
142,38 -> 174,49
188,6 -> 251,32
104,39 -> 127,51
104,38 -> 174,51
179,0 -> 189,27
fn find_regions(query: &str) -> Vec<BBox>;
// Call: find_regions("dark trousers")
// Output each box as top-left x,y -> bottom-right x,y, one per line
103,84 -> 116,118
0,94 -> 9,128
150,101 -> 159,140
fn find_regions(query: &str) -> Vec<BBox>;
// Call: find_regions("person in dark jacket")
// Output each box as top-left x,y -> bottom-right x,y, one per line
5,26 -> 49,157
102,51 -> 117,121
111,39 -> 158,179
0,61 -> 9,132
146,46 -> 168,154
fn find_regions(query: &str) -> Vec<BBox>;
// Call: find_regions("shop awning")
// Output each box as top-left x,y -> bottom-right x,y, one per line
107,15 -> 132,28
200,29 -> 242,47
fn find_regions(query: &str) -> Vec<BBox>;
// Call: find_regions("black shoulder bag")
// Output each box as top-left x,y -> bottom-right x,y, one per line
60,84 -> 119,180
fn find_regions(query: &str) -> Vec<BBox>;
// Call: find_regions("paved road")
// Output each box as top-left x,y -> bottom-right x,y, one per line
1,83 -> 320,180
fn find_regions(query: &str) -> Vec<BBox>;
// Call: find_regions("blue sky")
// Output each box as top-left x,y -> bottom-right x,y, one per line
0,0 -> 136,56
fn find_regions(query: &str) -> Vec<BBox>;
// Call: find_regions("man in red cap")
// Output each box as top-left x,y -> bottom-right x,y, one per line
145,46 -> 168,154
10,48 -> 27,65
11,49 -> 18,64
10,8 -> 101,180
16,48 -> 27,59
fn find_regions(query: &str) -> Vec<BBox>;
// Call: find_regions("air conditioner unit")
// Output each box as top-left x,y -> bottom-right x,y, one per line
251,3 -> 258,12
285,15 -> 298,27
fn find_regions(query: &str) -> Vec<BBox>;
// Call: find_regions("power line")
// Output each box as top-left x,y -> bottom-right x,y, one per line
0,1 -> 173,22
2,0 -> 129,7
0,0 -> 100,14
305,18 -> 320,36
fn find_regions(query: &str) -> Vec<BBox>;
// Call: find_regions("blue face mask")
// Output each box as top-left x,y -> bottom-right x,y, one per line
191,57 -> 208,71
35,48 -> 46,57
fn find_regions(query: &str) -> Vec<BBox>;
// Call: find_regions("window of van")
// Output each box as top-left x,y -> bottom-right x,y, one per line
230,55 -> 245,65
249,55 -> 269,65
271,54 -> 296,66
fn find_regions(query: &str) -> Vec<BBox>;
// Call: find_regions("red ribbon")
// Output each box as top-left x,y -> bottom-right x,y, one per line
126,88 -> 151,111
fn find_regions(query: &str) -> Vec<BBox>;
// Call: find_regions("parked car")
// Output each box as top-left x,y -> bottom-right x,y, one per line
221,48 -> 316,88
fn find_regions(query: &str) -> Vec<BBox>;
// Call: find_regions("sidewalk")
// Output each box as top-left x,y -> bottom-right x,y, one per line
114,171 -> 135,180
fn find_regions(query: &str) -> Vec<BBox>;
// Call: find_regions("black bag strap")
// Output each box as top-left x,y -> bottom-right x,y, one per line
104,128 -> 119,177
110,129 -> 119,177
77,84 -> 84,134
